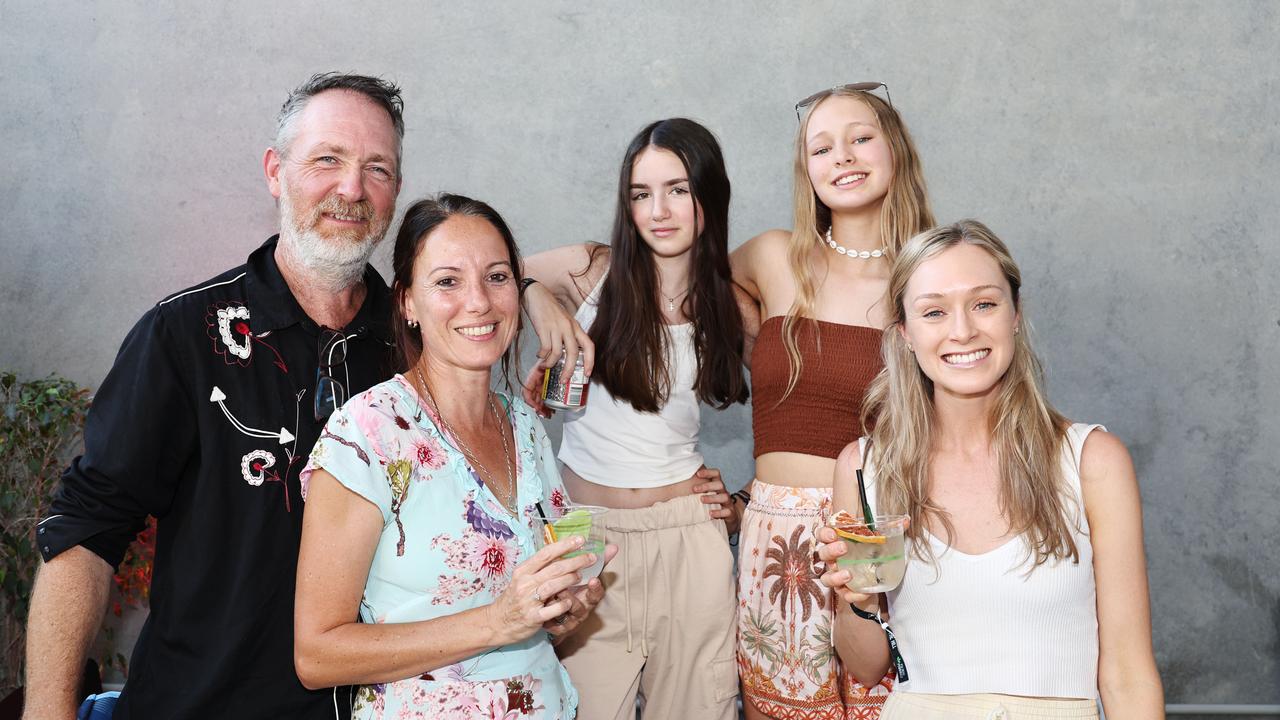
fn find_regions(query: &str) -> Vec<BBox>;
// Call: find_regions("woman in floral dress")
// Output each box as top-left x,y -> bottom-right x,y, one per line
294,194 -> 612,719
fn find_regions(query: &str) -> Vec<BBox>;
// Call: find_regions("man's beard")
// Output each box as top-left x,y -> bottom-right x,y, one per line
277,173 -> 391,292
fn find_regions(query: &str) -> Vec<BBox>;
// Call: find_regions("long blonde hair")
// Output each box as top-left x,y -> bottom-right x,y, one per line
782,89 -> 934,396
861,220 -> 1078,567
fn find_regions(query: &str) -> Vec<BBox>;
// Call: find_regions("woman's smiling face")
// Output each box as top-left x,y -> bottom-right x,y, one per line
804,94 -> 894,215
402,213 -> 519,374
900,243 -> 1020,403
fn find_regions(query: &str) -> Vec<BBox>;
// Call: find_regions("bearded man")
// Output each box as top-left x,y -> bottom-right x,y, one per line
24,73 -> 404,720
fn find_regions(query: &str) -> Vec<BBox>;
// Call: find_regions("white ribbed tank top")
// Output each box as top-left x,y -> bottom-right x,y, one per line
862,423 -> 1102,698
557,272 -> 704,488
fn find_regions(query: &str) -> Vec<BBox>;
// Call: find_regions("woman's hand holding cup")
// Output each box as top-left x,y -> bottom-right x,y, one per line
814,526 -> 877,611
486,536 -> 596,646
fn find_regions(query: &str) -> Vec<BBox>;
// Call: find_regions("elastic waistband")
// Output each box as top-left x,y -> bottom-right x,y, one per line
599,493 -> 715,533
891,693 -> 1098,718
747,479 -> 833,511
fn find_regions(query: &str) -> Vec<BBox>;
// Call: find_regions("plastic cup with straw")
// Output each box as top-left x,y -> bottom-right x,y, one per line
535,502 -> 607,587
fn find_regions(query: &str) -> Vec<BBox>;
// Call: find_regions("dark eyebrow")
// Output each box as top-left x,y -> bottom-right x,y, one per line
911,284 -> 1006,303
428,260 -> 513,274
630,178 -> 689,189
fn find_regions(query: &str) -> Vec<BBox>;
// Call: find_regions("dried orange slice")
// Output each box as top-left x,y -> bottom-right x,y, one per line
834,526 -> 887,544
829,510 -> 886,542
829,509 -> 860,526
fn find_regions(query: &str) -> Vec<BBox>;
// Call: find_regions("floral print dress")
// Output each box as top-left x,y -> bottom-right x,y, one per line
302,374 -> 576,719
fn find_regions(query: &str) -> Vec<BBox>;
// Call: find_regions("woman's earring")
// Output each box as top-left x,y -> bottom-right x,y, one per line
1014,326 -> 1020,335
907,343 -> 914,352
408,319 -> 419,328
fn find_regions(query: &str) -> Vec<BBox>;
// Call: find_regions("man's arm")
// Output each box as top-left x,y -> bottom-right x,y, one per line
23,303 -> 194,717
23,547 -> 113,720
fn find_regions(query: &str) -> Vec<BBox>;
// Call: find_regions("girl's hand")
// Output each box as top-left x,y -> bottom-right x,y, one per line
521,364 -> 552,418
693,467 -> 740,535
814,525 -> 878,610
486,536 -> 595,646
521,282 -> 595,376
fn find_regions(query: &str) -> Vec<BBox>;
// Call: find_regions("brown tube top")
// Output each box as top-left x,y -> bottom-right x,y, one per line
751,316 -> 884,459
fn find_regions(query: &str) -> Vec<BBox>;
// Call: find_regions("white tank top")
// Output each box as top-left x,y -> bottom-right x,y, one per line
862,423 -> 1102,698
558,272 -> 705,488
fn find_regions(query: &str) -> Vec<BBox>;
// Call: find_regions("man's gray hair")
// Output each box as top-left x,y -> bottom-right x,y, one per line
274,72 -> 405,170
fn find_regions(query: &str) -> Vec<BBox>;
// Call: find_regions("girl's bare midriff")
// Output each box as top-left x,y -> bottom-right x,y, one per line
754,451 -> 839,489
561,464 -> 705,509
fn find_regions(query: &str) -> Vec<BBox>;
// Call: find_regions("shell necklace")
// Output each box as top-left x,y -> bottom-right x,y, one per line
825,227 -> 886,259
413,367 -> 516,515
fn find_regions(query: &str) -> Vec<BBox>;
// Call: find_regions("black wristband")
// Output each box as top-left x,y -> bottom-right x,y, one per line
519,277 -> 538,296
731,489 -> 751,507
849,602 -> 909,682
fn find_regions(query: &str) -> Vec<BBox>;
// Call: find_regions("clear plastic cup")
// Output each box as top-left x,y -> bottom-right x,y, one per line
535,504 -> 607,587
832,514 -> 909,593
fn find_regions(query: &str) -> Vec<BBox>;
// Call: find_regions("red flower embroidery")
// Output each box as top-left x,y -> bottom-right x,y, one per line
506,679 -> 535,715
480,543 -> 508,578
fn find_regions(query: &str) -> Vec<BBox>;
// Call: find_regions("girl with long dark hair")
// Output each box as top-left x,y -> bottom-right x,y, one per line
521,118 -> 754,720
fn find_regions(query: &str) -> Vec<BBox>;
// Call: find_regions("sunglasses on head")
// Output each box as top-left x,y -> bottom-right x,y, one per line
795,82 -> 892,121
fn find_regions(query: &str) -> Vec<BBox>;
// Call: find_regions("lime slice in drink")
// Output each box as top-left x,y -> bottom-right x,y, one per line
551,509 -> 593,539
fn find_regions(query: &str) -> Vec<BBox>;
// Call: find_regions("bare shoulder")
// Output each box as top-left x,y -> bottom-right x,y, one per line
738,228 -> 792,260
1077,427 -> 1142,519
1079,428 -> 1135,482
733,229 -> 793,305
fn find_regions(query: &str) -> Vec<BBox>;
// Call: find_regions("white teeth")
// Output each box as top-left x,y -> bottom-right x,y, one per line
458,324 -> 495,337
943,349 -> 990,364
835,173 -> 867,186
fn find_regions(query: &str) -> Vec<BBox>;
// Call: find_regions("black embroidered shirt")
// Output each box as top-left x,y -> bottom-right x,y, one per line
39,236 -> 394,719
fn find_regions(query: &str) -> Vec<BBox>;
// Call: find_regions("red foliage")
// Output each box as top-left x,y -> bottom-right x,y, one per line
112,517 -> 156,616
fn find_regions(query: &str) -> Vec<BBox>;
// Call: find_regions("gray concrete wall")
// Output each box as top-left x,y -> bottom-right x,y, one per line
2,0 -> 1276,704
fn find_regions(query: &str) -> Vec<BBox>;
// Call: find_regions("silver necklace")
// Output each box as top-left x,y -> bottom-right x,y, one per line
413,368 -> 517,514
825,228 -> 886,259
663,287 -> 689,312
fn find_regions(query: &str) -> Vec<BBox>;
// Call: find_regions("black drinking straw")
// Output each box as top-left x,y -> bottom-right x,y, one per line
854,468 -> 876,529
535,502 -> 555,543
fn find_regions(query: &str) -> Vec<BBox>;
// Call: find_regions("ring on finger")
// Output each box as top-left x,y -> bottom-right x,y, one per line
533,587 -> 544,603
555,614 -> 568,626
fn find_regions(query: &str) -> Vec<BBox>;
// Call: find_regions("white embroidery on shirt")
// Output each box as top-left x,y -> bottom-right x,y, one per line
240,449 -> 276,486
216,306 -> 252,360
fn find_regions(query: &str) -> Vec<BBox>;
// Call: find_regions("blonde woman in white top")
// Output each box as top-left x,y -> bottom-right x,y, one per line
815,220 -> 1164,718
